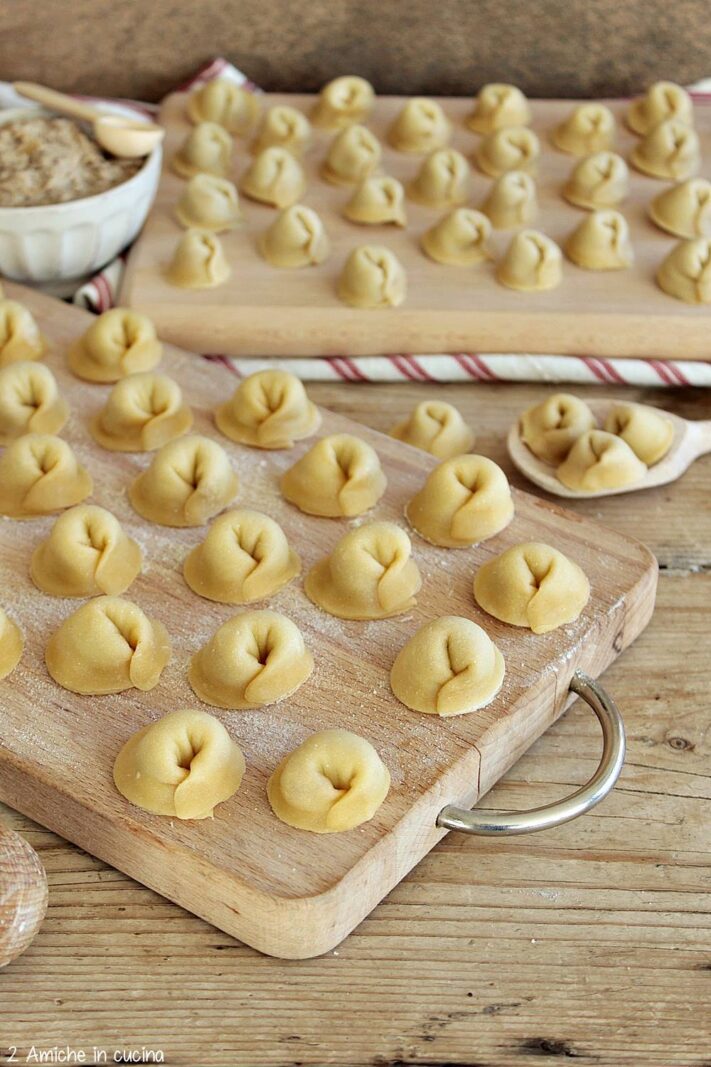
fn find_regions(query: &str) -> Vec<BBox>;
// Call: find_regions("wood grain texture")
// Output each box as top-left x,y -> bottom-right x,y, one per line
0,283 -> 656,960
0,375 -> 708,1062
121,92 -> 711,359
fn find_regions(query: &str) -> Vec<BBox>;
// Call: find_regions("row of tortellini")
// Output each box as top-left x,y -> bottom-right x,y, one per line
519,392 -> 674,492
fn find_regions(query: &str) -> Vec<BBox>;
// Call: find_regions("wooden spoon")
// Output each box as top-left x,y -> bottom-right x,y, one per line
0,821 -> 48,968
13,81 -> 164,158
508,398 -> 711,498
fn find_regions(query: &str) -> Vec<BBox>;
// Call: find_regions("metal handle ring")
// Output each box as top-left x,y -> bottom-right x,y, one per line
436,670 -> 626,836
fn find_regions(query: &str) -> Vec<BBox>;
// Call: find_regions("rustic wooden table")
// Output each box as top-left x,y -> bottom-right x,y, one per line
2,379 -> 709,1067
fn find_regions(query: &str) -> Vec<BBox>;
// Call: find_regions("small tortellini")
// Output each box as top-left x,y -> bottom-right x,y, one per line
519,393 -> 596,465
627,81 -> 694,136
466,84 -> 531,134
128,434 -> 239,527
389,400 -> 474,460
251,105 -> 311,156
337,245 -> 407,309
187,79 -> 261,136
215,369 -> 321,449
0,434 -> 92,518
0,300 -> 47,367
405,454 -> 513,548
166,229 -> 231,289
240,147 -> 307,208
564,210 -> 633,271
476,127 -> 540,178
496,230 -> 562,293
321,125 -> 381,186
656,237 -> 711,305
552,103 -> 615,156
281,433 -> 386,518
68,308 -> 162,383
556,430 -> 647,492
0,361 -> 68,444
175,174 -> 242,232
259,205 -> 331,268
172,121 -> 233,179
311,76 -> 375,130
31,505 -> 142,598
630,120 -> 700,182
91,372 -> 193,453
387,97 -> 451,154
408,149 -> 471,209
603,403 -> 673,465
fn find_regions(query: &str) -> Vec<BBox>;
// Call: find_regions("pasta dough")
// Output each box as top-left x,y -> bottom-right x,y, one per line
519,393 -> 596,465
390,616 -> 505,716
0,300 -> 46,366
184,508 -> 300,604
91,372 -> 192,452
604,403 -> 673,465
563,151 -> 629,210
215,369 -> 321,449
46,596 -> 171,695
649,179 -> 711,240
630,120 -> 700,181
172,122 -> 233,179
281,433 -> 386,517
389,399 -> 475,459
189,609 -> 313,710
496,230 -> 563,292
0,361 -> 68,444
68,308 -> 162,383
0,607 -> 23,681
408,148 -> 471,208
31,504 -> 142,598
252,105 -> 311,156
0,434 -> 92,518
421,208 -> 492,266
466,84 -> 531,133
564,210 -> 633,270
175,174 -> 242,232
114,709 -> 245,820
166,229 -> 230,289
474,542 -> 590,634
312,76 -> 375,130
656,237 -> 711,305
476,127 -> 540,178
129,434 -> 239,527
344,176 -> 407,227
187,79 -> 260,136
627,81 -> 694,136
259,205 -> 331,268
240,146 -> 306,207
557,430 -> 647,492
387,98 -> 451,153
481,170 -> 538,229
305,521 -> 422,620
321,125 -> 382,186
552,104 -> 616,156
405,454 -> 514,548
267,728 -> 390,833
337,245 -> 407,308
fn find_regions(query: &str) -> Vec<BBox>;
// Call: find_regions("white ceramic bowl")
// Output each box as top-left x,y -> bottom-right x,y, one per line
0,102 -> 161,292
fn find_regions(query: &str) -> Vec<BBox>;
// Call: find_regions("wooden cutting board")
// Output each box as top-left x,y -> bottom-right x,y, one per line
120,91 -> 711,360
0,284 -> 657,958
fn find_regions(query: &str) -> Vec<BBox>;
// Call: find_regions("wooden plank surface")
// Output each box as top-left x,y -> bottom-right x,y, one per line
1,374 -> 709,1062
0,283 -> 656,961
121,92 -> 711,359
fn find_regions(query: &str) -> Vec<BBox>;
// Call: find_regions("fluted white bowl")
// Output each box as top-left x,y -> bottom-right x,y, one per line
0,102 -> 161,292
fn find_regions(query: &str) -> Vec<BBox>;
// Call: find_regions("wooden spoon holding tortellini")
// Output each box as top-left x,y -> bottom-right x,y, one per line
508,393 -> 711,498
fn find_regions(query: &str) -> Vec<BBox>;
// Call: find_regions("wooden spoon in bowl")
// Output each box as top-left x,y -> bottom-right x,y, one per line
508,398 -> 711,498
0,820 -> 48,968
13,81 -> 164,158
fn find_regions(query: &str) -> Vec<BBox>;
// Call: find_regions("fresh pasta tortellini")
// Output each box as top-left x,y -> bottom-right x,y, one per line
476,127 -> 540,178
0,301 -> 46,366
408,148 -> 471,208
128,434 -> 239,527
496,230 -> 563,292
239,146 -> 306,207
389,400 -> 475,459
187,78 -> 261,136
466,83 -> 531,134
656,237 -> 711,305
480,170 -> 538,229
630,120 -> 700,181
215,369 -> 321,449
387,98 -> 451,153
114,709 -> 246,820
405,454 -> 513,548
519,393 -> 596,465
552,103 -> 616,156
45,596 -> 171,695
391,616 -> 505,716
268,729 -> 390,833
556,430 -> 646,492
252,105 -> 311,156
321,125 -> 382,186
175,174 -> 242,232
188,610 -> 313,710
627,81 -> 694,135
649,178 -> 711,240
0,434 -> 92,518
0,361 -> 68,444
184,508 -> 300,604
305,522 -> 422,620
344,176 -> 407,227
281,433 -> 386,517
166,229 -> 231,289
31,505 -> 142,598
563,151 -> 629,210
564,210 -> 633,271
474,543 -> 590,634
91,372 -> 193,452
259,205 -> 331,268
337,245 -> 407,308
68,308 -> 162,383
0,607 -> 24,681
421,208 -> 492,266
603,403 -> 673,465
311,76 -> 375,130
172,121 -> 233,179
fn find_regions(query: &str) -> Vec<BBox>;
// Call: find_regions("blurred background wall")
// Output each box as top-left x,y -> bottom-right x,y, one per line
4,0 -> 709,100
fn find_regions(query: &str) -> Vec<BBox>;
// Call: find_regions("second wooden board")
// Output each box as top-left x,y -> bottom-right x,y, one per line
120,92 -> 711,359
